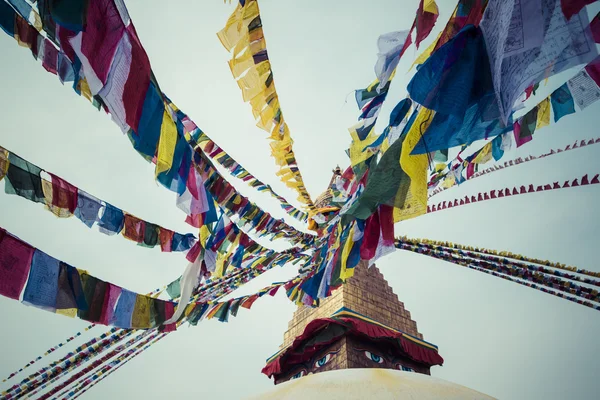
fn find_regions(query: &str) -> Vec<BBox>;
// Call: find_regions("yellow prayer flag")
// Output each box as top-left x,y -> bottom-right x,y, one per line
472,142 -> 493,164
0,147 -> 9,182
536,97 -> 551,129
77,79 -> 93,102
156,110 -> 177,178
217,1 -> 259,50
349,128 -> 378,167
56,308 -> 77,318
339,224 -> 357,282
423,0 -> 439,14
395,107 -> 433,222
441,174 -> 456,189
250,85 -> 277,111
228,50 -> 253,77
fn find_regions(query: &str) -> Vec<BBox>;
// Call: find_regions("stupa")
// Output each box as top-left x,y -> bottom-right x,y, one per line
250,169 -> 495,399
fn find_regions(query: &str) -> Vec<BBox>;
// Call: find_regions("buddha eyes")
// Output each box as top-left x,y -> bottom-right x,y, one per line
314,353 -> 335,368
397,364 -> 414,372
364,350 -> 384,364
291,370 -> 306,379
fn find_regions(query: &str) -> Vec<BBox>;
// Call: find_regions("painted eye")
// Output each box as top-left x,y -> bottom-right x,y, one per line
397,364 -> 414,372
364,351 -> 384,364
314,353 -> 334,368
291,370 -> 306,379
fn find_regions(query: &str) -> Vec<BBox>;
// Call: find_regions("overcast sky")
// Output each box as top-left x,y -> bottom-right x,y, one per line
1,0 -> 600,399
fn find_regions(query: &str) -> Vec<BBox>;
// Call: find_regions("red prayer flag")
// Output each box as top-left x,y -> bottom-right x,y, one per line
49,173 -> 78,213
123,25 -> 151,131
240,294 -> 259,309
561,0 -> 596,21
162,301 -> 177,332
159,228 -> 174,252
122,214 -> 145,243
0,231 -> 34,300
359,210 -> 380,260
415,0 -> 439,48
585,59 -> 600,88
79,0 -> 126,86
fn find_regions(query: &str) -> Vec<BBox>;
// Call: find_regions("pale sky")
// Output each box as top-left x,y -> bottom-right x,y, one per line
1,0 -> 600,399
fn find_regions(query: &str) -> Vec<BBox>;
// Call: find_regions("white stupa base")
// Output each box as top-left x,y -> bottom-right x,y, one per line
247,368 -> 495,400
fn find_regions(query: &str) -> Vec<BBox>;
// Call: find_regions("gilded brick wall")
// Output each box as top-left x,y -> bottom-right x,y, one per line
281,262 -> 423,350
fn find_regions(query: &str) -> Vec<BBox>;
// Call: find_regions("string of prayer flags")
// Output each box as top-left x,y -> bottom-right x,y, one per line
1,324 -> 95,383
429,72 -> 596,191
0,0 -> 310,245
430,138 -> 600,198
21,244 -> 290,398
347,20 -> 414,178
41,255 -> 292,397
1,330 -> 135,400
427,172 -> 600,214
58,332 -> 167,400
0,227 -> 181,332
33,331 -> 155,400
218,0 -> 316,212
191,152 -> 314,245
399,236 -> 600,278
395,240 -> 600,311
0,146 -> 197,253
194,133 -> 308,222
419,244 -> 600,299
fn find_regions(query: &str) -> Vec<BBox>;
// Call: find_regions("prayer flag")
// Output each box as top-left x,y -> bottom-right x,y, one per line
416,0 -> 439,48
0,147 -> 8,182
22,250 -> 60,312
49,0 -> 89,32
99,283 -> 121,325
0,1 -> 16,36
78,273 -> 107,323
131,295 -> 152,328
561,0 -> 596,20
0,232 -> 34,300
98,202 -> 124,235
74,191 -> 102,228
374,30 -> 410,89
550,83 -> 576,122
133,82 -> 165,158
122,213 -> 145,243
536,98 -> 551,129
156,110 -> 178,178
4,153 -> 45,204
111,288 -> 136,328
55,262 -> 78,312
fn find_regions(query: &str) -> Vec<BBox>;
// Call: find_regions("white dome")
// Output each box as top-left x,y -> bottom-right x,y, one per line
247,369 -> 495,400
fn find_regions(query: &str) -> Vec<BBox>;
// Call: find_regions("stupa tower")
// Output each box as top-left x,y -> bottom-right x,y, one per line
261,169 -> 444,384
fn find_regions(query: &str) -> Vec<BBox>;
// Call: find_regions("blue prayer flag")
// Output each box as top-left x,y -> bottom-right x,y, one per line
550,83 -> 576,123
98,203 -> 124,235
491,134 -> 504,161
133,82 -> 164,158
111,289 -> 136,328
22,250 -> 60,311
0,1 -> 16,36
74,191 -> 102,228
